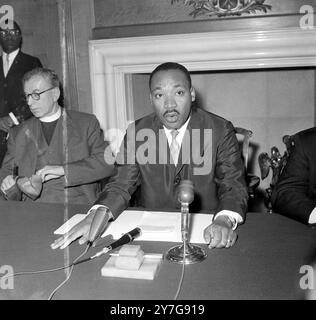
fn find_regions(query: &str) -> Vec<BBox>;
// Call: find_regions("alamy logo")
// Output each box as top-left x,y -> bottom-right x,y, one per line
0,265 -> 14,290
299,265 -> 315,290
104,127 -> 213,176
300,5 -> 314,30
0,5 -> 14,28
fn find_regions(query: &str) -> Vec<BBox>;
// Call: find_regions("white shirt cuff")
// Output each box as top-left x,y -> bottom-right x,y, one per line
86,204 -> 114,220
214,210 -> 243,230
308,207 -> 316,224
8,112 -> 19,125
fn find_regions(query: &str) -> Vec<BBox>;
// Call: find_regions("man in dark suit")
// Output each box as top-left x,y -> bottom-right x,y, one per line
272,127 -> 316,225
51,62 -> 248,250
0,20 -> 42,166
0,68 -> 114,204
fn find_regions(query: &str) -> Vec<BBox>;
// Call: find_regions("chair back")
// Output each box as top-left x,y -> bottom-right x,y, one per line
235,127 -> 253,170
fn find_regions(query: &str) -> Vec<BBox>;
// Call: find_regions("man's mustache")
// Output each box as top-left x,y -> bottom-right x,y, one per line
163,110 -> 179,117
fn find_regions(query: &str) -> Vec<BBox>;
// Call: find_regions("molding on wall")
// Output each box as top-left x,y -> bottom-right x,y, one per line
92,14 -> 311,39
89,27 -> 316,151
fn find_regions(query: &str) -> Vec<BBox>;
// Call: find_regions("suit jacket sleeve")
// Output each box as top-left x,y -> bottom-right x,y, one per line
65,115 -> 114,186
271,134 -> 316,224
0,128 -> 18,200
95,123 -> 140,218
11,57 -> 43,122
215,121 -> 248,220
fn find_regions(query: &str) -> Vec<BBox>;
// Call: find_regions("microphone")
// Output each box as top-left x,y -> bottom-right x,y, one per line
91,227 -> 142,259
177,180 -> 194,246
177,180 -> 194,206
88,207 -> 111,246
166,179 -> 207,264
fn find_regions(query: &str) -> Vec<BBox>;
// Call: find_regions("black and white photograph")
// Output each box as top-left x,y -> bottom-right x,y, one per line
0,0 -> 315,306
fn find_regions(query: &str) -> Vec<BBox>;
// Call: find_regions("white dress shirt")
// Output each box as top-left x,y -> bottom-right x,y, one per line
309,208 -> 316,224
2,48 -> 19,77
163,116 -> 190,166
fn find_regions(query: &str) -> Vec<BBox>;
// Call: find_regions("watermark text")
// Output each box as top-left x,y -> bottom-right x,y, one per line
0,5 -> 14,29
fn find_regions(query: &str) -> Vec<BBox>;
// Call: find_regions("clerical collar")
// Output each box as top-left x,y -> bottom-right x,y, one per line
39,107 -> 62,123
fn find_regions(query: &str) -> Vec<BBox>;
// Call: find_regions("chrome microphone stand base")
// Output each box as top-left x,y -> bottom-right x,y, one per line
166,243 -> 207,264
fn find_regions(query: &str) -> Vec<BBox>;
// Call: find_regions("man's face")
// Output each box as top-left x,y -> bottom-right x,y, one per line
24,75 -> 59,119
0,24 -> 22,54
150,69 -> 195,130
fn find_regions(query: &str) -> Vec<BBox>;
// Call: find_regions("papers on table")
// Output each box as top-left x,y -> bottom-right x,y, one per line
54,214 -> 86,235
54,210 -> 213,244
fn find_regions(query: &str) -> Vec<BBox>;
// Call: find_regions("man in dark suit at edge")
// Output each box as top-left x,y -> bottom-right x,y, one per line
52,62 -> 248,250
272,127 -> 316,226
0,20 -> 42,166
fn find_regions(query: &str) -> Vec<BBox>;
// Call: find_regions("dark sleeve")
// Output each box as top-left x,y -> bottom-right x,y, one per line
95,123 -> 140,219
34,58 -> 43,68
65,115 -> 114,186
215,121 -> 248,221
271,134 -> 316,224
0,128 -> 19,200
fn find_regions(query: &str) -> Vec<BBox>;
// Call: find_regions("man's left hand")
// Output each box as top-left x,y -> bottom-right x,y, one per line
203,215 -> 237,249
36,165 -> 65,182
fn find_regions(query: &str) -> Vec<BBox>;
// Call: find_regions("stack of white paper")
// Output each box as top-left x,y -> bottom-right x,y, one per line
54,210 -> 213,244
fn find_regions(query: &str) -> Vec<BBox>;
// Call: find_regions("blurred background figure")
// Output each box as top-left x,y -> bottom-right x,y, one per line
0,19 -> 42,166
271,127 -> 316,226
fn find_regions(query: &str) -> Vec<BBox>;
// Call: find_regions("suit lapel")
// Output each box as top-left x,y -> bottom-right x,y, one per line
152,115 -> 176,175
52,109 -> 81,163
5,51 -> 22,79
0,56 -> 4,80
175,109 -> 207,178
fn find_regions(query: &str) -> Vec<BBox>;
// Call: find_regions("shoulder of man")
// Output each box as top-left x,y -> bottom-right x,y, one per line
64,109 -> 95,120
130,112 -> 157,130
18,51 -> 41,63
64,109 -> 100,127
294,126 -> 316,149
192,106 -> 234,131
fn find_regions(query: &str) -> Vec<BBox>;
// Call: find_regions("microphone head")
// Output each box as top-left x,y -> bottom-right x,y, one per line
129,227 -> 142,239
177,180 -> 194,204
88,207 -> 110,245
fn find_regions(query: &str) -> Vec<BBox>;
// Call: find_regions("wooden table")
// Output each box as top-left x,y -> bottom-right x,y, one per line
0,201 -> 315,300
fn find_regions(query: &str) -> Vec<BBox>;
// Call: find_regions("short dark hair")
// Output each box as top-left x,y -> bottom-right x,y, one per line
23,67 -> 60,88
149,62 -> 192,89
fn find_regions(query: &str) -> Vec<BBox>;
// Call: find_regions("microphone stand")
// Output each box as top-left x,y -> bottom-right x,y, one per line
166,180 -> 207,264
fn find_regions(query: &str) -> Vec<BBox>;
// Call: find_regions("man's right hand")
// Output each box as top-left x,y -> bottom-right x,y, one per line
0,116 -> 14,132
0,175 -> 16,195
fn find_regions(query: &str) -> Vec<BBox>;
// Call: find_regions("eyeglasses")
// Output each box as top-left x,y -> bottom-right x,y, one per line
24,87 -> 55,101
0,29 -> 21,38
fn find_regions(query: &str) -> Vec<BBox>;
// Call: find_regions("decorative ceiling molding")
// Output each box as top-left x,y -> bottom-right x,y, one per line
171,0 -> 272,18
